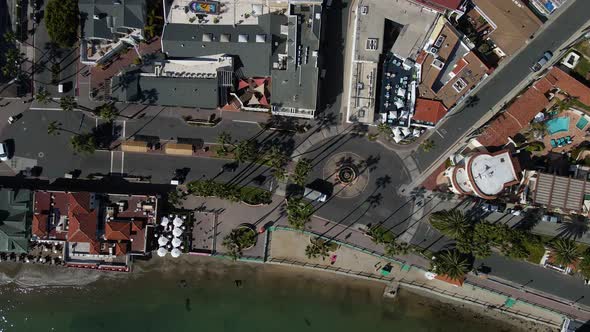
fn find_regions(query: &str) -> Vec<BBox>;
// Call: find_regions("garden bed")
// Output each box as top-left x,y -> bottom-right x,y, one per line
187,180 -> 272,205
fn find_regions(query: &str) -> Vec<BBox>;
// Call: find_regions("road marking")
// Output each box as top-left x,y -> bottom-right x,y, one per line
232,119 -> 259,125
435,129 -> 445,138
95,118 -> 98,128
110,151 -> 114,173
122,120 -> 126,140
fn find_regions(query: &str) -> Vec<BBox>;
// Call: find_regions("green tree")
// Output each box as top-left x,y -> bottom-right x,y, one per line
222,227 -> 257,260
377,122 -> 391,136
216,131 -> 232,155
420,139 -> 435,152
551,238 -> 580,267
144,7 -> 164,39
266,145 -> 289,181
305,238 -> 331,260
578,250 -> 590,279
233,140 -> 257,163
47,121 -> 60,136
385,241 -> 410,257
292,158 -> 312,186
45,0 -> 79,48
35,88 -> 51,104
60,96 -> 77,111
429,210 -> 470,239
368,225 -> 394,244
431,250 -> 470,280
94,103 -> 119,122
1,48 -> 25,79
70,133 -> 97,155
286,197 -> 313,230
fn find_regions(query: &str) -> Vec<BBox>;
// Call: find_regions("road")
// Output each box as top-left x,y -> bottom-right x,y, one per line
412,0 -> 590,173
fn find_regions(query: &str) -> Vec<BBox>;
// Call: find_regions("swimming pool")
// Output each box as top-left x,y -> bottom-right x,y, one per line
546,116 -> 570,135
576,116 -> 589,130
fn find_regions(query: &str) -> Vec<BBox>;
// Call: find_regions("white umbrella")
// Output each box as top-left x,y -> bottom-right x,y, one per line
172,237 -> 182,247
158,236 -> 169,247
171,248 -> 181,258
157,247 -> 167,257
173,227 -> 183,237
160,216 -> 170,227
173,216 -> 183,227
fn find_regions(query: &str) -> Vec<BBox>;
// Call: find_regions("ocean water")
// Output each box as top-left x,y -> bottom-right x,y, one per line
0,258 -> 523,332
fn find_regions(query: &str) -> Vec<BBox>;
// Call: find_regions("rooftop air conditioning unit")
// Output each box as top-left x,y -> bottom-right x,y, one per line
434,35 -> 446,48
431,59 -> 444,70
429,47 -> 438,54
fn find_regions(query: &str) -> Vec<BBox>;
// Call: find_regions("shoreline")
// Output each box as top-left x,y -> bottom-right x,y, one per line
0,255 -> 558,331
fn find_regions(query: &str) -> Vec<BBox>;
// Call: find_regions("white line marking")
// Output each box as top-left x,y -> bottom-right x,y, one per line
122,120 -> 126,140
121,152 -> 125,174
95,118 -> 98,128
110,151 -> 114,173
232,119 -> 259,125
435,129 -> 445,139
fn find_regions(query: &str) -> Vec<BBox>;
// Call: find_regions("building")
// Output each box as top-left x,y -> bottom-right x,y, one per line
0,189 -> 32,254
444,150 -> 521,199
522,170 -> 590,215
412,98 -> 447,127
32,191 -> 158,271
79,0 -> 146,65
417,21 -> 490,109
412,0 -> 465,13
347,0 -> 438,124
530,0 -> 569,17
111,56 -> 234,108
475,66 -> 590,148
470,0 -> 542,58
159,0 -> 324,118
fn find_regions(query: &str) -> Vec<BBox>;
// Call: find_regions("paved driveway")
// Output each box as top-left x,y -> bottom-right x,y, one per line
412,0 -> 590,172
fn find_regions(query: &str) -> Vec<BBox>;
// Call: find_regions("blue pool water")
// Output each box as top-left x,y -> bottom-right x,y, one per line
546,116 -> 570,135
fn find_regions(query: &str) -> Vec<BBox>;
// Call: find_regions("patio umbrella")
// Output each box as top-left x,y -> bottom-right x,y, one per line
172,237 -> 182,247
173,216 -> 184,227
157,247 -> 167,257
173,227 -> 183,237
160,216 -> 170,227
171,248 -> 182,258
158,236 -> 169,247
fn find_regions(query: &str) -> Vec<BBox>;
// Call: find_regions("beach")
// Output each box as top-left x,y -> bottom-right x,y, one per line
0,255 -> 557,331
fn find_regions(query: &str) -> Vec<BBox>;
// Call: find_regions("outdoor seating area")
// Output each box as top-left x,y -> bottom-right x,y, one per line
156,214 -> 189,258
379,53 -> 416,127
550,136 -> 573,148
539,111 -> 589,154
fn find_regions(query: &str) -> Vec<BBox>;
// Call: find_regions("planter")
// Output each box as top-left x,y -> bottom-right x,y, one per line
236,223 -> 257,250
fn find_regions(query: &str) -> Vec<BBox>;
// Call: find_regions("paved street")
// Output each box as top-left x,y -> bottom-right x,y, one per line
412,0 -> 590,173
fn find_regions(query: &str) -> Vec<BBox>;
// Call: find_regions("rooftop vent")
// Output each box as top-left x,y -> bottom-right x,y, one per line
431,59 -> 444,70
93,14 -> 100,20
238,34 -> 249,43
202,33 -> 213,42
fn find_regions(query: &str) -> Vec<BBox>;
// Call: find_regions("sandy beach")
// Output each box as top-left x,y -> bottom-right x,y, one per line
0,255 -> 558,331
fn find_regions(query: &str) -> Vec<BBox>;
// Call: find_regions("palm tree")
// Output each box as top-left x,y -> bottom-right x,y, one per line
305,238 -> 330,260
222,227 -> 257,260
233,140 -> 257,163
70,133 -> 97,155
551,238 -> 580,267
432,250 -> 470,280
286,197 -> 313,230
94,103 -> 118,122
216,131 -> 232,155
385,241 -> 410,257
377,122 -> 391,136
429,210 -> 470,239
291,158 -> 312,186
60,96 -> 77,111
578,250 -> 590,279
266,145 -> 289,181
420,139 -> 435,152
47,121 -> 60,136
368,225 -> 394,244
35,88 -> 51,104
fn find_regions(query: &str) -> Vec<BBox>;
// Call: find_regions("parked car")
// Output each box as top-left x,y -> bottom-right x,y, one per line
482,202 -> 506,213
8,113 -> 23,124
531,51 -> 553,72
304,187 -> 328,202
0,141 -> 10,161
542,214 -> 560,223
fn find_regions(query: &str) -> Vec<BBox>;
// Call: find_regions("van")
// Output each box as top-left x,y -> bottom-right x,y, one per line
0,141 -> 9,161
304,187 -> 327,202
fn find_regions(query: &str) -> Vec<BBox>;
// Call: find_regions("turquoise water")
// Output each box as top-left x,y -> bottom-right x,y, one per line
576,116 -> 589,130
0,259 -> 523,332
547,116 -> 570,134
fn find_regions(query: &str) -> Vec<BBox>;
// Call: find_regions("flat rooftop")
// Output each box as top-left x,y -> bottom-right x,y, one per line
166,0 -> 272,26
354,0 -> 438,62
469,151 -> 518,197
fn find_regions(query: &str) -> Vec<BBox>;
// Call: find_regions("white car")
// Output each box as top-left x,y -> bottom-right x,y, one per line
0,141 -> 9,161
8,113 -> 23,124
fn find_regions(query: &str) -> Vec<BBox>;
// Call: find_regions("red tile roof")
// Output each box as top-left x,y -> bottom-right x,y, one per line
435,274 -> 465,286
477,87 -> 549,147
547,67 -> 590,106
32,214 -> 48,238
416,50 -> 428,65
105,221 -> 131,241
131,220 -> 144,232
115,242 -> 129,256
413,98 -> 448,124
67,210 -> 98,243
415,0 -> 463,11
476,67 -> 590,147
450,58 -> 468,77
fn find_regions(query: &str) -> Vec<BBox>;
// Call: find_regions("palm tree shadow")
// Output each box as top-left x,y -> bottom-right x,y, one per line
556,219 -> 589,240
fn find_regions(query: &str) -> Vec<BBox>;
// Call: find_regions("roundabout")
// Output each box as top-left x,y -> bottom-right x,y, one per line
322,152 -> 369,199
